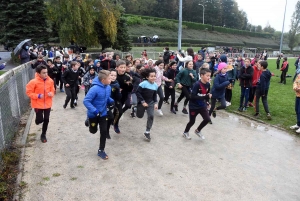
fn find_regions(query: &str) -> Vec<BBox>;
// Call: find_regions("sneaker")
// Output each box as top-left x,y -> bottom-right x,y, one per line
209,120 -> 213,124
107,133 -> 111,139
182,132 -> 191,140
266,113 -> 272,120
40,134 -> 47,143
114,125 -> 121,134
242,107 -> 247,111
144,132 -> 151,141
70,106 -> 75,109
290,124 -> 299,129
170,109 -> 176,114
157,109 -> 163,116
254,113 -> 260,117
226,101 -> 230,107
130,112 -> 136,118
227,102 -> 231,106
296,128 -> 300,134
74,100 -> 77,106
194,130 -> 205,140
85,119 -> 89,127
238,107 -> 243,112
174,104 -> 178,111
182,108 -> 188,114
63,104 -> 67,109
248,102 -> 254,107
97,150 -> 108,160
60,89 -> 64,93
212,111 -> 216,118
163,100 -> 170,104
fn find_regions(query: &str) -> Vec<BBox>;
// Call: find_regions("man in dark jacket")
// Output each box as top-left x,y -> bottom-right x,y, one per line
101,54 -> 116,70
20,43 -> 30,64
238,58 -> 253,112
163,47 -> 170,64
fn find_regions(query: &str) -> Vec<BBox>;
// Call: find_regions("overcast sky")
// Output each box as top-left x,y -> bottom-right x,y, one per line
236,0 -> 298,32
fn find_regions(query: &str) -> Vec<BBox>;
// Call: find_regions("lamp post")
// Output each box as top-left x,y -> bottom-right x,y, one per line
198,4 -> 205,24
279,0 -> 288,54
178,0 -> 182,50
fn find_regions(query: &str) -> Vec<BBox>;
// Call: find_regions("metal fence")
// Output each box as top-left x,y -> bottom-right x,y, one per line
0,63 -> 34,157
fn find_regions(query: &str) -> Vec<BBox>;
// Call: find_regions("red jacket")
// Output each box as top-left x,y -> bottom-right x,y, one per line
252,65 -> 262,87
26,73 -> 55,109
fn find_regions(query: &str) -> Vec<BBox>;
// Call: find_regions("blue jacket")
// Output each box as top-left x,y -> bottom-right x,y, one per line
83,78 -> 114,118
211,73 -> 230,98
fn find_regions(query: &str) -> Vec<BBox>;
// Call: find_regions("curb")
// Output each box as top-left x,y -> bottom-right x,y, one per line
13,108 -> 34,200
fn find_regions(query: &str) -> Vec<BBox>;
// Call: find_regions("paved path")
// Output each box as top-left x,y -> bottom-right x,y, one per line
20,89 -> 300,201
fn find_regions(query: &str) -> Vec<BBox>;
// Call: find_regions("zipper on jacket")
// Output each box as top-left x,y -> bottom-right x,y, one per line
44,80 -> 46,108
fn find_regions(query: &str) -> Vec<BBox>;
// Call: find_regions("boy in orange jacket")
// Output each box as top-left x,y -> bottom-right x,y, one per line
26,65 -> 55,143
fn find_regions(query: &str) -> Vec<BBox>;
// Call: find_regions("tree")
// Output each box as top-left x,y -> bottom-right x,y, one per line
256,25 -> 262,33
112,17 -> 132,52
0,0 -> 49,47
288,1 -> 300,51
263,23 -> 275,34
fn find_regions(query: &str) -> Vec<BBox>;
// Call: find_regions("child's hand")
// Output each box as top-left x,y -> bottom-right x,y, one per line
208,93 -> 212,99
177,83 -> 182,88
142,102 -> 148,107
47,92 -> 53,97
189,73 -> 194,78
65,84 -> 70,87
89,80 -> 92,83
154,104 -> 158,110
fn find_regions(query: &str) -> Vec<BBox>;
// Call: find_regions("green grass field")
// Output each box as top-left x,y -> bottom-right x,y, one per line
224,58 -> 297,132
0,71 -> 6,76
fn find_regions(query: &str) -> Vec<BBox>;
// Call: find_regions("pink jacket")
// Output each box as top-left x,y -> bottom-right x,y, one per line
154,66 -> 168,87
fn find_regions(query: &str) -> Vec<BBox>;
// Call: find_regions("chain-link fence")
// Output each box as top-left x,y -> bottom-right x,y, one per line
0,63 -> 34,160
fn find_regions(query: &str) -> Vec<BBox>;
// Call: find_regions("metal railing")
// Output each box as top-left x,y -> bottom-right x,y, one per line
0,62 -> 34,160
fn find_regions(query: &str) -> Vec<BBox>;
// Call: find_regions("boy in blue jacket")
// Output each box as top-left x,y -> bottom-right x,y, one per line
83,70 -> 114,160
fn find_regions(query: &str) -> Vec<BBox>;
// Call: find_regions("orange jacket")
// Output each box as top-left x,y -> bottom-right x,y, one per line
26,73 -> 55,109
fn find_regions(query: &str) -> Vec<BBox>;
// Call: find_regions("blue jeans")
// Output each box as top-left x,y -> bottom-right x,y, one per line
240,87 -> 250,107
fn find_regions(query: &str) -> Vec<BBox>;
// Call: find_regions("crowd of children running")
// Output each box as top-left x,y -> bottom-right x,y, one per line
28,46 -> 293,160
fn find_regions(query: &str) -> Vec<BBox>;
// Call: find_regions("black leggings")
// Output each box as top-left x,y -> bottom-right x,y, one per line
89,116 -> 108,150
184,107 -> 211,133
65,86 -> 76,106
35,108 -> 51,135
113,102 -> 123,127
164,86 -> 176,110
280,71 -> 287,84
56,72 -> 63,90
225,88 -> 232,102
177,85 -> 190,106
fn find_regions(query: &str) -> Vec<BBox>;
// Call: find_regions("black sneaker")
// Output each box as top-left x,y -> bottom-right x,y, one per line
254,113 -> 260,117
130,112 -> 136,118
70,105 -> 75,109
163,100 -> 170,104
170,109 -> 176,114
238,107 -> 243,112
174,104 -> 178,111
144,132 -> 151,141
107,133 -> 111,139
85,119 -> 89,127
63,104 -> 67,109
182,108 -> 188,114
40,134 -> 47,143
212,111 -> 216,118
242,107 -> 247,111
74,102 -> 77,106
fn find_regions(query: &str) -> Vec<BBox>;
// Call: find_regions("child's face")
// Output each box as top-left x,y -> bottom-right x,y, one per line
172,64 -> 177,70
245,60 -> 250,67
257,62 -> 261,70
96,62 -> 100,67
205,57 -> 210,62
90,69 -> 95,75
198,55 -> 203,60
187,61 -> 193,69
147,72 -> 156,83
221,67 -> 227,74
47,61 -> 52,66
228,59 -> 232,65
148,60 -> 153,66
200,72 -> 211,84
64,57 -> 69,61
56,58 -> 61,63
126,63 -> 132,72
102,76 -> 111,85
135,60 -> 141,65
158,63 -> 164,69
110,71 -> 117,82
89,61 -> 93,65
116,64 -> 126,75
39,69 -> 48,79
73,64 -> 79,71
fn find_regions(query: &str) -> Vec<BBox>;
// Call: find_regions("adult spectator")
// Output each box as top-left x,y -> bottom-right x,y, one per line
163,47 -> 170,64
20,42 -> 30,64
198,47 -> 206,60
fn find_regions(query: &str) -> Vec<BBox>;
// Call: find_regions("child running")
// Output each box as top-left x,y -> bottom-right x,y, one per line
174,61 -> 197,114
83,70 -> 114,160
163,61 -> 177,114
26,65 -> 55,143
182,68 -> 212,140
209,62 -> 233,118
136,68 -> 158,141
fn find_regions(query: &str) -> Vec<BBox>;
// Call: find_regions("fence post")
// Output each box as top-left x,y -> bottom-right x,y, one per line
9,77 -> 21,118
0,107 -> 5,150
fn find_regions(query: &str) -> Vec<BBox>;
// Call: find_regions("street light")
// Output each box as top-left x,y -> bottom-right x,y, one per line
198,4 -> 205,24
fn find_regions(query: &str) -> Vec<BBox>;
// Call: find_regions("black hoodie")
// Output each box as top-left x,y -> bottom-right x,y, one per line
257,69 -> 271,95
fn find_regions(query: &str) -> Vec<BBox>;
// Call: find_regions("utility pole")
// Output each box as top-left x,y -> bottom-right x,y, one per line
280,0 -> 288,54
178,0 -> 182,50
198,4 -> 205,24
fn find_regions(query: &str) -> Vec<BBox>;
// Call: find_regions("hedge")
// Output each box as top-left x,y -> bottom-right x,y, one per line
124,14 -> 272,38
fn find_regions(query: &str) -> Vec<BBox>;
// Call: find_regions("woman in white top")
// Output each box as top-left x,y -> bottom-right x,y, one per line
176,48 -> 195,69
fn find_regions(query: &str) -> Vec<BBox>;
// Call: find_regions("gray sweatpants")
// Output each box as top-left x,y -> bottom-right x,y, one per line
136,101 -> 155,132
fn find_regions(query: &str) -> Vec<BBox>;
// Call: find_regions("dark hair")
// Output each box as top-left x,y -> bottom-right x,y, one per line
109,68 -> 117,73
133,59 -> 141,65
116,60 -> 126,67
165,47 -> 169,51
187,48 -> 194,56
47,59 -> 53,63
55,56 -> 61,60
244,58 -> 251,62
283,57 -> 287,61
259,61 -> 268,69
169,61 -> 177,67
136,64 -> 143,70
140,68 -> 156,79
70,61 -> 77,67
37,55 -> 43,59
185,60 -> 194,67
155,60 -> 164,66
63,54 -> 69,58
200,68 -> 211,76
125,60 -> 132,66
36,64 -> 47,73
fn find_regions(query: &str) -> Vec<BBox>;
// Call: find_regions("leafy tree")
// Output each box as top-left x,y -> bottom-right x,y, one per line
0,0 -> 49,47
256,25 -> 262,33
112,17 -> 132,52
288,1 -> 300,51
203,0 -> 222,26
263,23 -> 275,34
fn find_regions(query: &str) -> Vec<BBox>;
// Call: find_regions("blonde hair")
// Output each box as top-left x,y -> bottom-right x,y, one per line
200,63 -> 209,69
98,70 -> 110,81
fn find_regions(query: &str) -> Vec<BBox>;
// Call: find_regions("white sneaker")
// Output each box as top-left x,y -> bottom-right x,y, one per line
226,101 -> 230,107
228,102 -> 231,106
290,124 -> 299,129
296,128 -> 300,133
157,109 -> 163,116
182,132 -> 191,140
195,130 -> 205,140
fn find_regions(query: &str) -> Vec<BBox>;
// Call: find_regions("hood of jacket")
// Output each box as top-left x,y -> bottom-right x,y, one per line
261,69 -> 272,80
